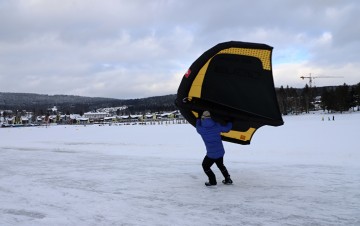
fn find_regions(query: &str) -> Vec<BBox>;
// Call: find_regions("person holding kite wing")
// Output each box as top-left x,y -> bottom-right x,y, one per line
196,110 -> 233,186
175,41 -> 284,186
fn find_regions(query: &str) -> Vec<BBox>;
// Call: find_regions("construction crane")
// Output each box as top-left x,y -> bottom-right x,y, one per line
300,73 -> 344,88
300,73 -> 344,113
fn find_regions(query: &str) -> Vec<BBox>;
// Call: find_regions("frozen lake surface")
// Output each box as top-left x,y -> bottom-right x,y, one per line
1,112 -> 359,225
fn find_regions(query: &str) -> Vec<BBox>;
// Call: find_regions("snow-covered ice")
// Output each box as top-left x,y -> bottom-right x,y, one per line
0,113 -> 359,225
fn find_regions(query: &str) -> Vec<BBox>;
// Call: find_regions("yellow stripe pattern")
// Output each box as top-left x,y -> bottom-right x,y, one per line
189,47 -> 270,142
221,128 -> 256,142
189,47 -> 271,99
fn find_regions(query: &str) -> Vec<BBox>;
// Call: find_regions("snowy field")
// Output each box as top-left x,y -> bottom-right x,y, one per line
1,112 -> 359,226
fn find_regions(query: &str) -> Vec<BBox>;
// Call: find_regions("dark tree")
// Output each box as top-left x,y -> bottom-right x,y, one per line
321,87 -> 336,112
277,86 -> 288,115
301,84 -> 311,113
354,82 -> 360,111
335,83 -> 350,112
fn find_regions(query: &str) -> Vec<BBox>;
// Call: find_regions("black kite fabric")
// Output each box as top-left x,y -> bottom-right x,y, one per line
175,41 -> 284,145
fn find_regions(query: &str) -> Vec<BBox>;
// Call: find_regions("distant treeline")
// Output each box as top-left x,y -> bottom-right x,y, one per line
1,82 -> 359,117
276,82 -> 360,114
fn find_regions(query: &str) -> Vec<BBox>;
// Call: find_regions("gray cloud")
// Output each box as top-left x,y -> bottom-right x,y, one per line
0,0 -> 359,99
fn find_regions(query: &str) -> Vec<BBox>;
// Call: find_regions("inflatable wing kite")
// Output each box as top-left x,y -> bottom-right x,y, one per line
175,41 -> 284,145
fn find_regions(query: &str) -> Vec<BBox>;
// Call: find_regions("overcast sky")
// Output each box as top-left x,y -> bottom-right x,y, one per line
0,0 -> 359,99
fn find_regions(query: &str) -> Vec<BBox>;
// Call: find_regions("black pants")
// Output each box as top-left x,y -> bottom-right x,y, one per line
202,156 -> 230,184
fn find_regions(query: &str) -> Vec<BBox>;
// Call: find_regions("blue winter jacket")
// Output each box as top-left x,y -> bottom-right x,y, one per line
196,118 -> 232,159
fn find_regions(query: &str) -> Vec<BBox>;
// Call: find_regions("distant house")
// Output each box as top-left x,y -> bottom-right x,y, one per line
6,117 -> 15,124
49,115 -> 58,123
160,111 -> 178,119
117,115 -> 129,122
36,116 -> 44,123
69,114 -> 81,120
144,113 -> 156,120
116,115 -> 142,122
104,116 -> 116,122
84,112 -> 109,121
21,116 -> 30,124
130,115 -> 143,121
76,117 -> 89,124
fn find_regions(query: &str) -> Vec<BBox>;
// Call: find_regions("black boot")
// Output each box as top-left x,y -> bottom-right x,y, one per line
222,176 -> 233,185
205,181 -> 217,186
204,169 -> 217,186
220,167 -> 232,185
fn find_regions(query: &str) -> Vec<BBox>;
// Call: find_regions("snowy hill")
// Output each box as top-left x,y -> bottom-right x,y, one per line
0,92 -> 177,114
